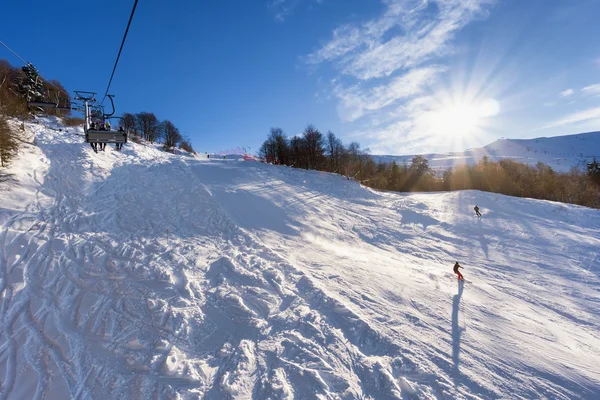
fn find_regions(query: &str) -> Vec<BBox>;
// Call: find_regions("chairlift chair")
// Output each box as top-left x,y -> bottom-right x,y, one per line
75,91 -> 127,145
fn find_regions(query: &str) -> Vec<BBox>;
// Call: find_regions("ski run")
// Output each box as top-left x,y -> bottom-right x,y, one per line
1,118 -> 599,399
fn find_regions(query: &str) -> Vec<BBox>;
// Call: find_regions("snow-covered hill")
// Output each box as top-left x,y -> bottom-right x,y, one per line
1,119 -> 599,399
374,131 -> 600,173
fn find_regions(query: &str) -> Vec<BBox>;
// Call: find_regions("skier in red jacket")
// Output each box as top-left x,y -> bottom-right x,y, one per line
453,262 -> 464,280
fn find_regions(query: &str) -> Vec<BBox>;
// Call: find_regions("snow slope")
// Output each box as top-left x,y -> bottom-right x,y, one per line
1,119 -> 599,399
374,131 -> 600,173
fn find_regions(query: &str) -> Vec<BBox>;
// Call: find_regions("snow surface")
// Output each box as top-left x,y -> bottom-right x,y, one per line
1,118 -> 599,399
373,131 -> 600,173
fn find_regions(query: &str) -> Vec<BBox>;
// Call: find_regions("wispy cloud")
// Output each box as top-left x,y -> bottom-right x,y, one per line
335,66 -> 445,122
559,88 -> 574,98
309,0 -> 492,79
582,83 -> 600,96
306,0 -> 496,153
269,0 -> 323,22
545,106 -> 600,128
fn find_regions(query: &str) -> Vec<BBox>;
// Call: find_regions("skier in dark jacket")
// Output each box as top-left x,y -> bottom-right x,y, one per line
453,262 -> 464,280
474,205 -> 482,217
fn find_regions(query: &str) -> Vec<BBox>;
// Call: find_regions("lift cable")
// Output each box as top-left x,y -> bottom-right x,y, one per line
100,0 -> 139,106
0,39 -> 68,97
0,40 -> 29,65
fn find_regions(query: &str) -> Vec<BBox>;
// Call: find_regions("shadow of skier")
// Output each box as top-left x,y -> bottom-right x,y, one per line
452,279 -> 465,381
477,219 -> 490,259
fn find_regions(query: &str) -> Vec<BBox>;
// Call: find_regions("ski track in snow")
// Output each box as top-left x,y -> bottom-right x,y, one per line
0,118 -> 599,399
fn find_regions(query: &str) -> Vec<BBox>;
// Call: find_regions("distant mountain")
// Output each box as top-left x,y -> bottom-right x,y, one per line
373,131 -> 600,173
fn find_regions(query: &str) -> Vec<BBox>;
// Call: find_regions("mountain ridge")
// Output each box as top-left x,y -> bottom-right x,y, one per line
373,131 -> 600,172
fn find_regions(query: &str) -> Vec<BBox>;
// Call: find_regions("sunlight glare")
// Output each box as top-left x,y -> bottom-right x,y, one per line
431,97 -> 500,139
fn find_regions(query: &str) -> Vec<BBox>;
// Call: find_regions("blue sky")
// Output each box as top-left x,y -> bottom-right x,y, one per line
2,0 -> 600,155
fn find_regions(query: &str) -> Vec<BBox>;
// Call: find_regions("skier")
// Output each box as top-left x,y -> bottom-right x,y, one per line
453,262 -> 464,280
115,127 -> 125,151
474,205 -> 482,217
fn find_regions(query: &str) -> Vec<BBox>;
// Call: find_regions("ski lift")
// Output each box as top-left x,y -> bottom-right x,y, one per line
74,91 -> 127,146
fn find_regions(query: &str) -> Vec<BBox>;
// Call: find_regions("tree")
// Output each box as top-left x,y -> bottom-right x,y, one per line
0,60 -> 27,117
343,141 -> 370,180
135,112 -> 159,143
271,128 -> 289,165
17,63 -> 44,104
587,158 -> 600,186
303,125 -> 325,170
289,135 -> 307,168
179,136 -> 194,153
405,155 -> 434,191
409,155 -> 433,175
258,127 -> 289,165
162,120 -> 182,149
258,134 -> 277,163
122,113 -> 136,134
388,161 -> 401,190
326,131 -> 344,173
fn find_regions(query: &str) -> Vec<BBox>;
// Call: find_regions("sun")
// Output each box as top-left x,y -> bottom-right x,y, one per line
430,98 -> 500,139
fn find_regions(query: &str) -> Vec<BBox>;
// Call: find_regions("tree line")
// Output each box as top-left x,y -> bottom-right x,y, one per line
259,125 -> 371,178
258,126 -> 600,209
120,112 -> 194,153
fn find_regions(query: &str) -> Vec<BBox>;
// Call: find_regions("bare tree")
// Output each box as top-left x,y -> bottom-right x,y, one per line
326,130 -> 343,172
0,60 -> 27,117
289,135 -> 307,168
135,112 -> 159,143
162,120 -> 182,149
122,113 -> 136,135
179,136 -> 194,153
258,135 -> 277,163
43,80 -> 71,117
303,124 -> 325,170
270,127 -> 289,164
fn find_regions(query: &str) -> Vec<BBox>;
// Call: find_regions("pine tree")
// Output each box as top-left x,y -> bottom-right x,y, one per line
587,158 -> 600,186
17,63 -> 44,103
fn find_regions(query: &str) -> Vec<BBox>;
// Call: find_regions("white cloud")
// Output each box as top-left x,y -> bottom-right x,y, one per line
582,84 -> 600,96
545,106 -> 600,129
308,0 -> 493,80
335,66 -> 445,122
559,88 -> 574,98
306,0 -> 496,153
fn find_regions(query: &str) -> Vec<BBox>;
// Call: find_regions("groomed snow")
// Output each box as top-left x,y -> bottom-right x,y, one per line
0,118 -> 599,399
